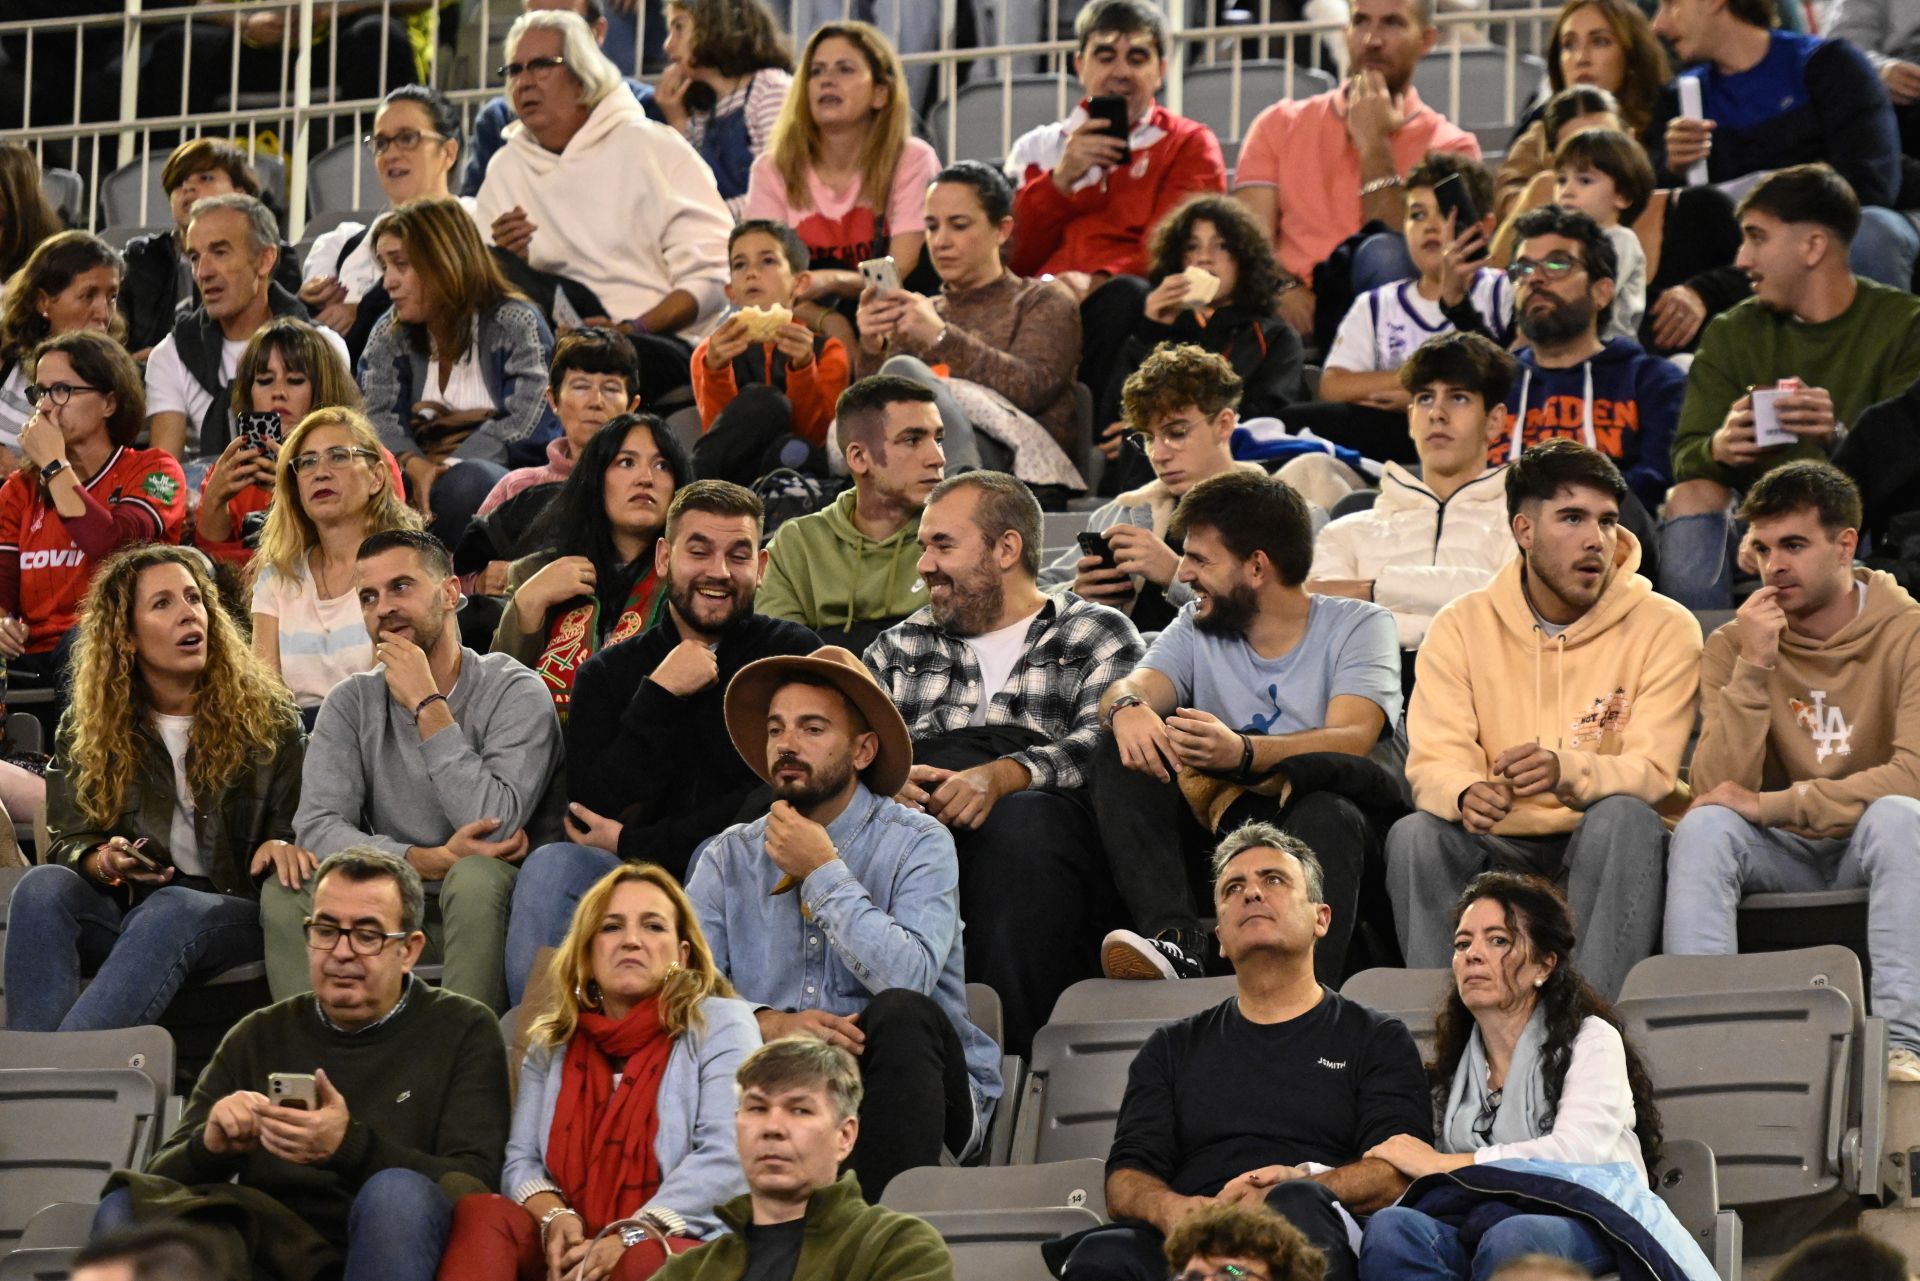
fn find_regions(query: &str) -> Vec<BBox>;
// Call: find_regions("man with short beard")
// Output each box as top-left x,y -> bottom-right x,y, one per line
1094,471 -> 1405,985
864,471 -> 1144,1054
1500,206 -> 1685,516
688,648 -> 1002,1202
498,480 -> 820,1005
1388,440 -> 1702,1000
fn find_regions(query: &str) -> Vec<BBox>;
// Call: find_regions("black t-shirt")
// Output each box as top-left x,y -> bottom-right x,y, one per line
738,1218 -> 807,1281
1107,990 -> 1432,1197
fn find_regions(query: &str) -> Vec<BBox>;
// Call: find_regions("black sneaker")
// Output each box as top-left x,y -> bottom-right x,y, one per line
1101,928 -> 1204,980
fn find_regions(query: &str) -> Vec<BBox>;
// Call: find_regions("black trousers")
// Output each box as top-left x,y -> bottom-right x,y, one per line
1059,1179 -> 1356,1281
954,789 -> 1120,1058
628,331 -> 695,405
693,383 -> 821,486
1078,276 -> 1151,420
1087,735 -> 1381,984
847,988 -> 975,1203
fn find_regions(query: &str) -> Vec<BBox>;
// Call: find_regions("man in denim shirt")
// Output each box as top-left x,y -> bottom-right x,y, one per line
689,647 -> 1002,1202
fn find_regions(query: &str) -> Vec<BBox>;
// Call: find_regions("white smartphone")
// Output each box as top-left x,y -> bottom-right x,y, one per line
1678,76 -> 1708,187
268,1072 -> 319,1111
859,255 -> 901,294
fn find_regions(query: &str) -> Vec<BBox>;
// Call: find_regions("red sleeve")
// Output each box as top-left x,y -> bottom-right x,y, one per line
89,452 -> 187,555
0,478 -> 23,616
1008,167 -> 1076,278
690,336 -> 739,430
1154,123 -> 1229,230
786,337 -> 850,447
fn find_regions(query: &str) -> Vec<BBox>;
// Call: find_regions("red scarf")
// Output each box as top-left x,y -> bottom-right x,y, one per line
547,997 -> 676,1234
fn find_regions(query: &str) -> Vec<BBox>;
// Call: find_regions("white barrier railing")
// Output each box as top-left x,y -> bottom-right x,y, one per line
1,1 -> 1558,242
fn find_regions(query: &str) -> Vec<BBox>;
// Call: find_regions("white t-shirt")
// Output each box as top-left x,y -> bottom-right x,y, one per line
145,322 -> 352,456
426,321 -> 497,415
962,608 -> 1042,728
252,560 -> 377,709
1326,268 -> 1513,374
151,711 -> 204,876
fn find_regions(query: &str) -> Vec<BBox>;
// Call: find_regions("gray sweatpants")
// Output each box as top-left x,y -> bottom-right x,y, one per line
1665,796 -> 1920,1052
1386,795 -> 1668,999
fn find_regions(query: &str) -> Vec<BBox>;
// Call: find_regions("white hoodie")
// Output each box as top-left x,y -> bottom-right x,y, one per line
474,89 -> 732,340
1310,462 -> 1516,650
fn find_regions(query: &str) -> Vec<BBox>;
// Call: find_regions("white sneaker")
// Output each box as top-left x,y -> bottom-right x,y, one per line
1888,1047 -> 1920,1083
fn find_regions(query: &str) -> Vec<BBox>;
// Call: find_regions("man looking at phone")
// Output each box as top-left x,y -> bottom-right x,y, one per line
100,848 -> 510,1281
264,530 -> 565,1012
1663,164 -> 1920,610
500,480 -> 819,1005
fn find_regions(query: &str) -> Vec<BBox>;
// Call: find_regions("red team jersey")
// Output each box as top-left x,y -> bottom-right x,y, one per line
0,446 -> 187,651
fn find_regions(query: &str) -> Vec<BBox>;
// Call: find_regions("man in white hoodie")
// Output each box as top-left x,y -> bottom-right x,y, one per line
1308,332 -> 1519,693
475,9 -> 731,401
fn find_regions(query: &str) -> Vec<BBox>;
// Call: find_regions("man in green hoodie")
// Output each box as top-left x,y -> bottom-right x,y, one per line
655,1037 -> 954,1281
757,375 -> 947,650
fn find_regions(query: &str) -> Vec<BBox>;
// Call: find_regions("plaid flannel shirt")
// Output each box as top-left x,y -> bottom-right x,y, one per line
863,591 -> 1145,792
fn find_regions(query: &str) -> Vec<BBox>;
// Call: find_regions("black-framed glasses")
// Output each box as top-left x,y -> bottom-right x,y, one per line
1506,254 -> 1587,284
289,446 -> 380,475
1473,1086 -> 1505,1144
497,55 -> 567,80
1175,1268 -> 1270,1281
303,919 -> 412,955
25,382 -> 104,407
364,128 -> 447,156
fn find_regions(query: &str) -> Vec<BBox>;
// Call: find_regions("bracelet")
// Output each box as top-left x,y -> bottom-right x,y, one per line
93,848 -> 124,888
1359,174 -> 1404,198
413,692 -> 448,723
1105,693 -> 1147,730
538,1206 -> 581,1240
1237,732 -> 1256,780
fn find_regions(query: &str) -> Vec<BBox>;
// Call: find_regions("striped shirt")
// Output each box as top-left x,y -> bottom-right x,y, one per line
253,561 -> 377,709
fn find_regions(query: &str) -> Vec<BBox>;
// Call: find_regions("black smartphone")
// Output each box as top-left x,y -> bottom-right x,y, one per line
1077,530 -> 1118,570
1430,173 -> 1487,263
1087,95 -> 1131,164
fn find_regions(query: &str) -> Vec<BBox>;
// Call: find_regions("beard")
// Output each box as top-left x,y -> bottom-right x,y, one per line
668,571 -> 753,636
769,750 -> 857,811
1518,292 -> 1598,347
1193,581 -> 1259,638
925,554 -> 1004,637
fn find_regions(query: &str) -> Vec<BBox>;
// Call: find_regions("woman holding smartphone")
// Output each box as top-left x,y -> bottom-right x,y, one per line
3,544 -> 308,1031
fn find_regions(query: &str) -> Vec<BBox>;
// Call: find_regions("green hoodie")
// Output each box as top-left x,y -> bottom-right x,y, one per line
755,489 -> 930,635
654,1172 -> 953,1281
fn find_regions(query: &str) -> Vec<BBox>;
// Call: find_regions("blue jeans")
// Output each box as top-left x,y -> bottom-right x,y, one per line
1658,506 -> 1737,610
1350,231 -> 1420,296
503,842 -> 620,1006
5,865 -> 262,1031
1850,206 -> 1920,290
1358,1205 -> 1615,1281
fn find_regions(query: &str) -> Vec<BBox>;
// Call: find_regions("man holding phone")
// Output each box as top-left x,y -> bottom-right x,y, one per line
99,848 -> 510,1281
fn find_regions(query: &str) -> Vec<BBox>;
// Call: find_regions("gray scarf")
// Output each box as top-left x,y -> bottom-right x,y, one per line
1441,1003 -> 1553,1154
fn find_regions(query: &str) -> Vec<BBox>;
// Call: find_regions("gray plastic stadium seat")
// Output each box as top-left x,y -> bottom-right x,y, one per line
99,156 -> 171,228
1047,975 -> 1240,1027
0,1067 -> 164,1245
1413,46 -> 1547,135
922,1205 -> 1103,1281
1009,1018 -> 1169,1164
883,1156 -> 1108,1218
1339,966 -> 1453,1064
40,169 -> 86,228
966,982 -> 1005,1051
925,76 -> 1071,165
1737,887 -> 1868,958
94,224 -> 171,255
0,1246 -> 78,1281
1329,489 -> 1380,522
1041,510 -> 1096,561
1183,62 -> 1336,164
0,1026 -> 175,1114
1647,1139 -> 1743,1281
309,138 -> 383,217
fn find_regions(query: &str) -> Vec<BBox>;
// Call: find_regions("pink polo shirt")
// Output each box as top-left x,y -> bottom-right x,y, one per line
1235,83 -> 1479,282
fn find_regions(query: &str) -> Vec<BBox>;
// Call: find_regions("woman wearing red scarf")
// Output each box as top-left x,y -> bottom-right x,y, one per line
435,863 -> 758,1280
492,414 -> 691,716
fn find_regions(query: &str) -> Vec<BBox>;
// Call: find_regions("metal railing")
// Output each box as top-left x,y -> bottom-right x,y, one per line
1,0 -> 1556,242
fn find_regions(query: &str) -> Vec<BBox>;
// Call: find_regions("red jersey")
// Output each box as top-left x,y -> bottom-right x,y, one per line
0,446 -> 187,650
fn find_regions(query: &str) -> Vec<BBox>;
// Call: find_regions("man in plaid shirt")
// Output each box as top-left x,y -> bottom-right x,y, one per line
864,472 -> 1144,1053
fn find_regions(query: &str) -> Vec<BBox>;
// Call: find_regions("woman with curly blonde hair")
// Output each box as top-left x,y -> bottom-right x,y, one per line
249,405 -> 420,722
437,862 -> 755,1281
3,543 -> 306,1031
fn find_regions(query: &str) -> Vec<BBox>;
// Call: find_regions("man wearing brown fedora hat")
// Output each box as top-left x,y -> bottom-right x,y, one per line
687,645 -> 1002,1202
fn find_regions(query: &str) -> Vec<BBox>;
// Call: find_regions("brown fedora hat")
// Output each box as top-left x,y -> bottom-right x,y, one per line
724,646 -> 912,799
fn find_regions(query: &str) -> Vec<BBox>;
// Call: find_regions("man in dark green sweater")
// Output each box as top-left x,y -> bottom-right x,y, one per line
655,1038 -> 953,1281
100,848 -> 510,1281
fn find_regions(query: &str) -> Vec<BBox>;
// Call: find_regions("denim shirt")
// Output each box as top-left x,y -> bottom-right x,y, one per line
687,783 -> 1003,1123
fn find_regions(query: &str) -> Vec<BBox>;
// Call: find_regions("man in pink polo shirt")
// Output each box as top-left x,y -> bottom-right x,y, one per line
1235,0 -> 1479,340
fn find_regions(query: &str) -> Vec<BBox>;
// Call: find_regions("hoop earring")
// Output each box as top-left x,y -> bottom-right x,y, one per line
574,979 -> 601,1009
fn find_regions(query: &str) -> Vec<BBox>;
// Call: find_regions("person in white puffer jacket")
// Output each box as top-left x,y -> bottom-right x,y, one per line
1306,333 -> 1520,673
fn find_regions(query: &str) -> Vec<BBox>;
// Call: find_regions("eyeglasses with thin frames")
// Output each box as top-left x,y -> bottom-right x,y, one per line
1175,1267 -> 1271,1281
496,55 -> 568,80
303,919 -> 412,955
289,446 -> 380,476
25,382 -> 104,407
364,128 -> 447,156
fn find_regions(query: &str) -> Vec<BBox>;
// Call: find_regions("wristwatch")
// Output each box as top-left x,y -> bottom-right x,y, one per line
38,457 -> 68,483
1105,693 -> 1147,730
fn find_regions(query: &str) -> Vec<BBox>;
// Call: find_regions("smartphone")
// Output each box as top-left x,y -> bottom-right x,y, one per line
268,1072 -> 319,1111
1077,530 -> 1119,570
1430,174 -> 1487,263
120,837 -> 162,872
858,256 -> 901,295
1087,94 -> 1132,163
237,410 -> 282,452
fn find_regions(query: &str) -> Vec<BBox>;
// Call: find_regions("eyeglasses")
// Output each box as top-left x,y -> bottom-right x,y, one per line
25,382 -> 104,407
497,55 -> 568,80
364,128 -> 447,156
1175,1268 -> 1270,1281
1473,1086 -> 1505,1145
289,446 -> 380,475
303,919 -> 412,955
1505,254 -> 1587,283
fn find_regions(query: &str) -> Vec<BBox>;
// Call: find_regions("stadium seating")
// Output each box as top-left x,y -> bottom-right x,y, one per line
1183,62 -> 1336,166
1339,966 -> 1452,1063
0,1067 -> 164,1246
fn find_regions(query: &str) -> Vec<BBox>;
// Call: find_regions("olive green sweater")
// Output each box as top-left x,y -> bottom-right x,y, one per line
654,1172 -> 953,1281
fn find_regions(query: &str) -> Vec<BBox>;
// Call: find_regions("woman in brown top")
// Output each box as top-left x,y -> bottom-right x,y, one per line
853,160 -> 1081,471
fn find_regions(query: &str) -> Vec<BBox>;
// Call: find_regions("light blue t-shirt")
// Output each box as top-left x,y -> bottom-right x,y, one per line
1142,595 -> 1403,737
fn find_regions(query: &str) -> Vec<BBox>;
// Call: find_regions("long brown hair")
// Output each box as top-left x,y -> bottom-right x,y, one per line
528,863 -> 735,1048
1547,0 -> 1670,134
368,197 -> 520,364
0,230 -> 124,365
226,316 -> 363,421
62,545 -> 300,828
769,22 -> 912,213
0,143 -> 62,281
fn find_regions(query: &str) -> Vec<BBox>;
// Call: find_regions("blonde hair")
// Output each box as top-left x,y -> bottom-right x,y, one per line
252,406 -> 421,586
528,863 -> 735,1048
63,545 -> 300,828
769,22 -> 912,214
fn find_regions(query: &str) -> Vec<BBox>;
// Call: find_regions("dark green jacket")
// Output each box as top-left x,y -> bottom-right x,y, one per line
655,1172 -> 953,1281
46,716 -> 305,898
